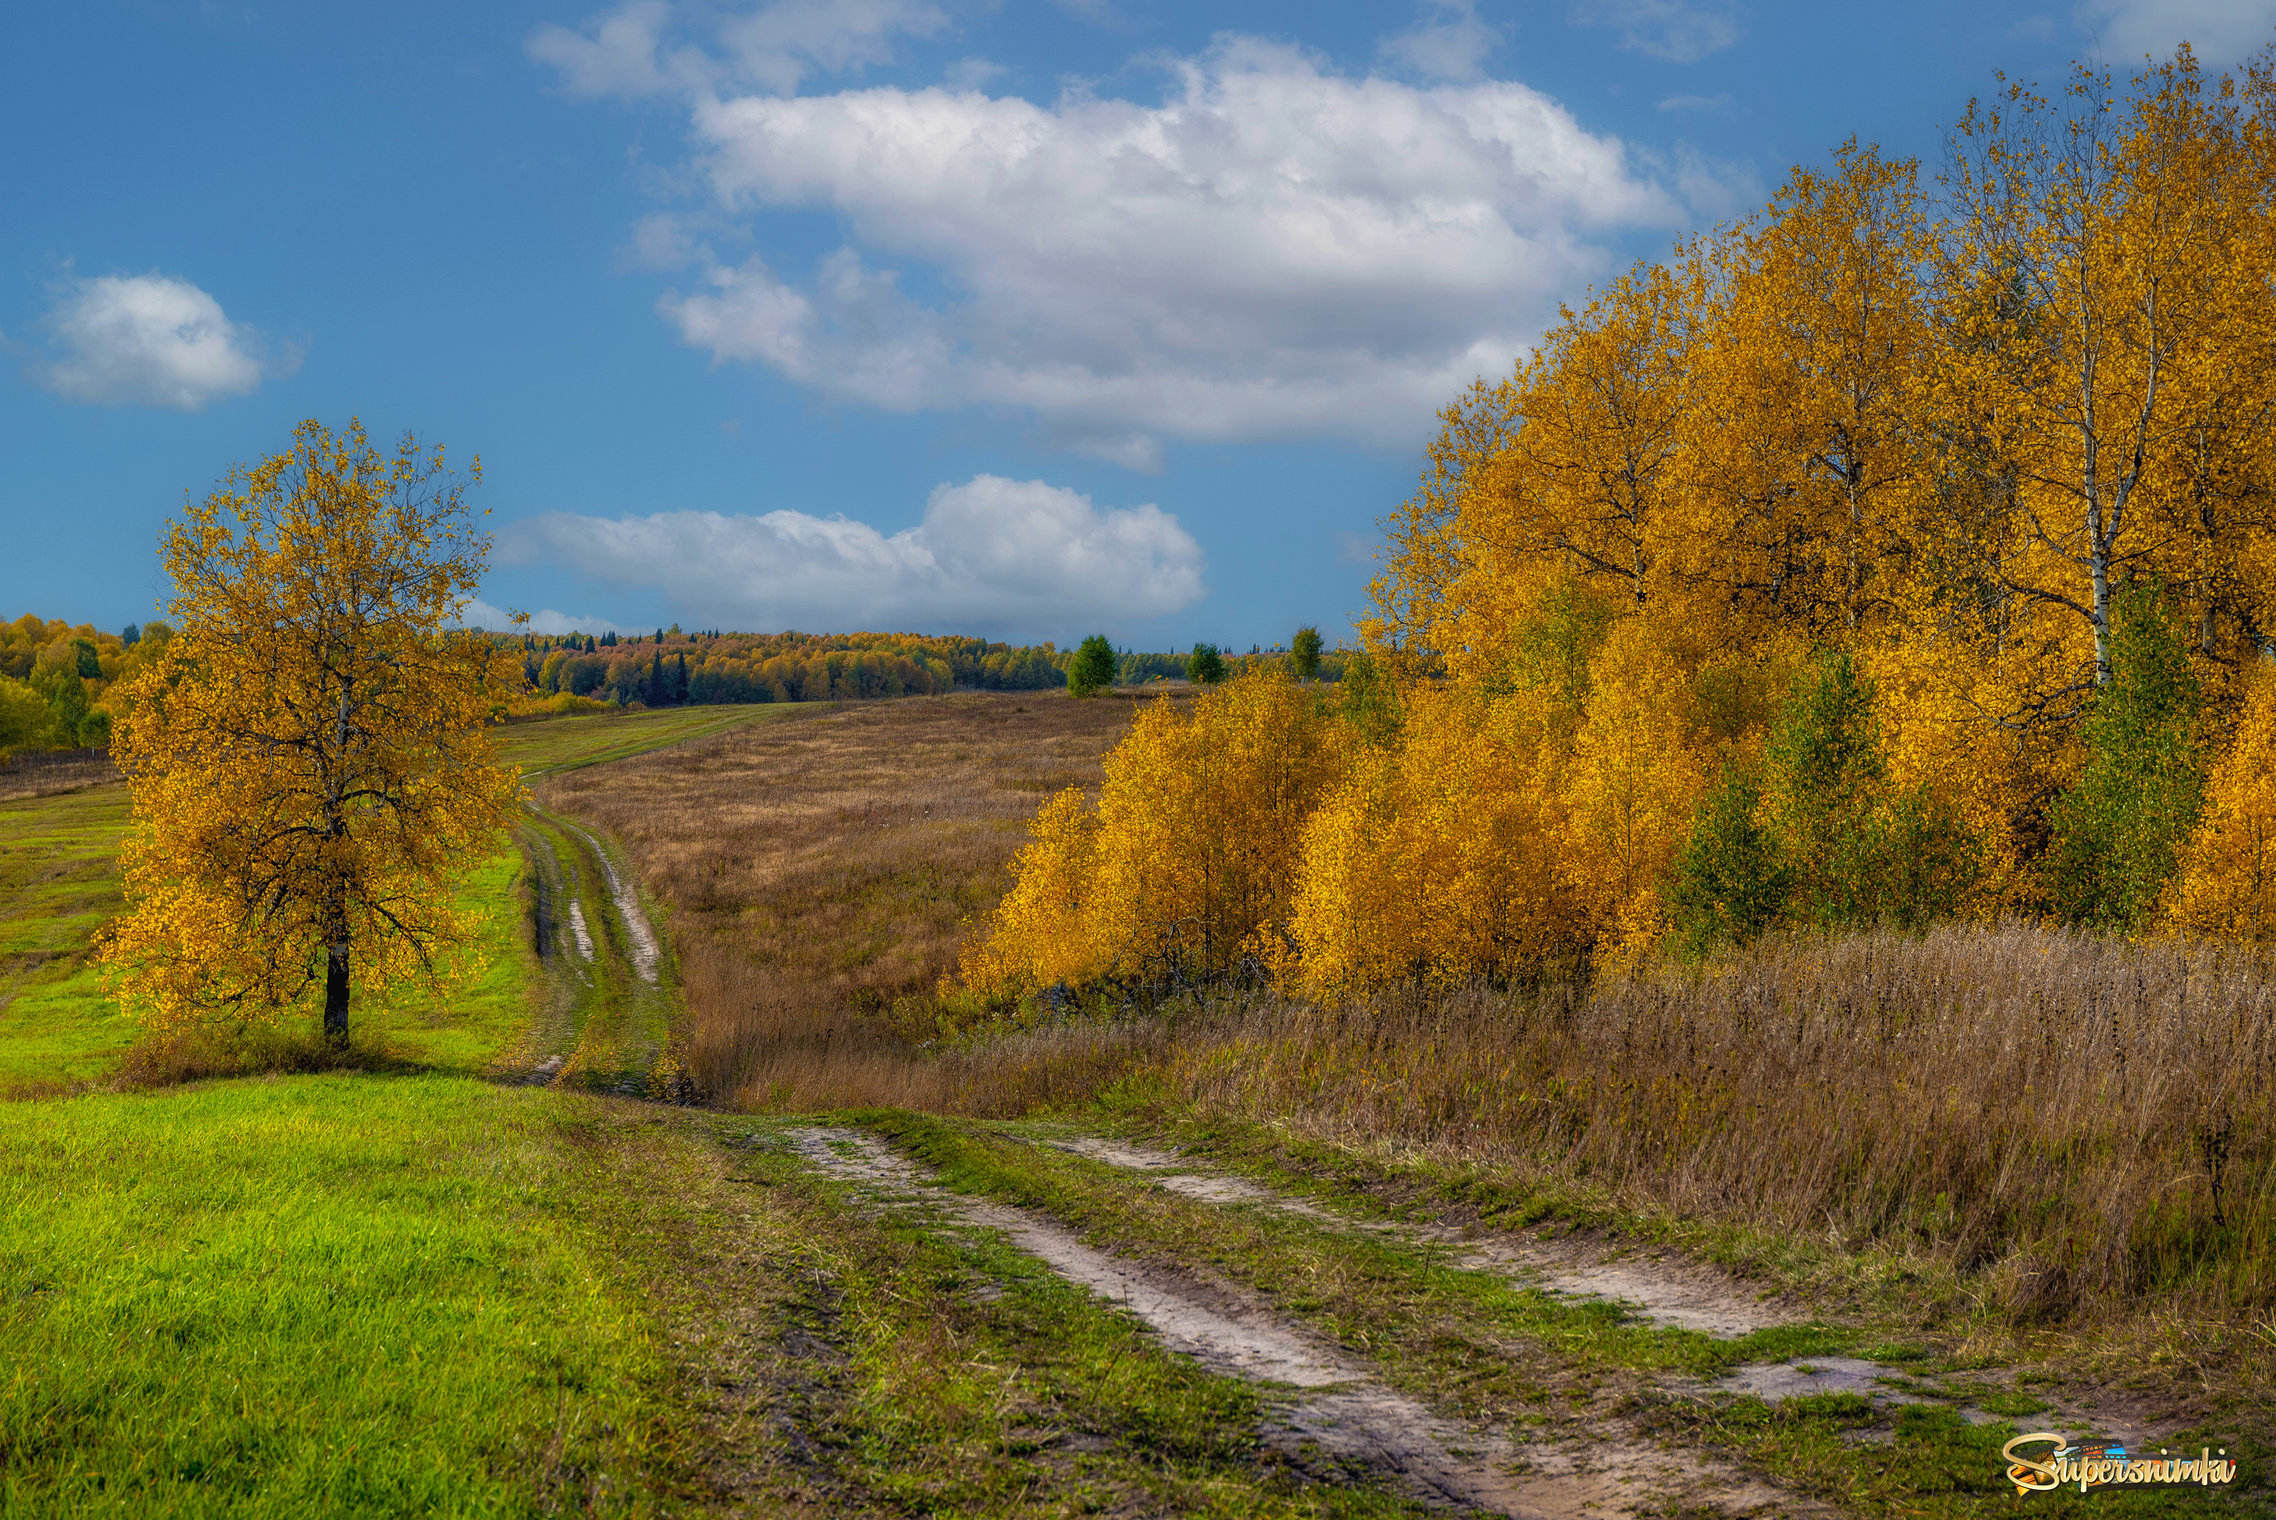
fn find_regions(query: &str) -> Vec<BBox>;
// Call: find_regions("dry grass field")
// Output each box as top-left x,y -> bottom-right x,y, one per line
535,690 -> 1158,1109
0,749 -> 118,804
539,691 -> 2276,1366
1149,929 -> 2276,1340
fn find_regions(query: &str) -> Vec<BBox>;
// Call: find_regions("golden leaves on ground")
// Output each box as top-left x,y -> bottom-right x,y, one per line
101,420 -> 524,1038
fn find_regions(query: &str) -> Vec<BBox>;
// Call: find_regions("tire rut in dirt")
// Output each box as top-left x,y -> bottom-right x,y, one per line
1044,1134 -> 2190,1457
788,1125 -> 1734,1518
1045,1136 -> 1788,1337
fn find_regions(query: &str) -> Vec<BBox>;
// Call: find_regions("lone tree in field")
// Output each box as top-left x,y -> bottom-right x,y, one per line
1067,634 -> 1117,697
103,420 -> 525,1045
1289,626 -> 1323,681
1185,642 -> 1227,685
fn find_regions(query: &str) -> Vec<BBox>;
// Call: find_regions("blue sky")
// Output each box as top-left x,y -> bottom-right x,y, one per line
3,0 -> 2267,651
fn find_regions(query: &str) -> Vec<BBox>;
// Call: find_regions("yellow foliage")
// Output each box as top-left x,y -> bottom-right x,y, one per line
101,419 -> 525,1038
1291,682 -> 1579,993
963,48 -> 2276,999
955,785 -> 1102,993
1560,620 -> 1709,964
961,668 -> 1344,996
2165,671 -> 2276,940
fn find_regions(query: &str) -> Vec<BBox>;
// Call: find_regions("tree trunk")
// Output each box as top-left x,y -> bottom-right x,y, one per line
324,942 -> 350,1046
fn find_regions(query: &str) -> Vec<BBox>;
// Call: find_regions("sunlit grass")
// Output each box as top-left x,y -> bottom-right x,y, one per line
502,704 -> 815,778
0,1077 -> 668,1518
0,708 -> 796,1093
0,784 -> 135,1088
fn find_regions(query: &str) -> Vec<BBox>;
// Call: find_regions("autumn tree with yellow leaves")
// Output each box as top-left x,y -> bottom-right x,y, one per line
960,44 -> 2276,1005
102,420 -> 524,1043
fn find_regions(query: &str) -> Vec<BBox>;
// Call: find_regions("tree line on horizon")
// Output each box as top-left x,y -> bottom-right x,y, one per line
513,627 -> 1061,708
502,627 -> 1305,711
960,47 -> 2276,1000
0,615 -> 174,759
0,606 -> 1334,760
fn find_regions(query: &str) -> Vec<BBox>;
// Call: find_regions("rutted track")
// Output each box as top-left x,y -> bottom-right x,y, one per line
788,1125 -> 1813,1518
1044,1136 -> 1792,1337
510,806 -> 675,1092
1032,1133 -> 2197,1459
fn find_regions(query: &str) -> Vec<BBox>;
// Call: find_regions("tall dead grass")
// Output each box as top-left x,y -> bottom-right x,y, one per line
0,749 -> 117,803
1140,924 -> 2276,1322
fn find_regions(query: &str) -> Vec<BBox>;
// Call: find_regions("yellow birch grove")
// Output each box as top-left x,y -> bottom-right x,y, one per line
102,420 -> 525,1041
962,45 -> 2276,1004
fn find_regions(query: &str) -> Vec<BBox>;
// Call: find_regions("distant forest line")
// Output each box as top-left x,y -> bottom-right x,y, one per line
502,627 -> 1348,711
0,614 -> 1347,760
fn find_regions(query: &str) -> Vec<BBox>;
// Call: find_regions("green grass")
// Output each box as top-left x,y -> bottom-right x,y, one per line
0,1077 -> 670,1518
864,1114 -> 1850,1402
514,811 -> 678,1092
0,706 -> 810,1094
858,1113 -> 2270,1518
353,851 -> 545,1074
1640,1392 -> 2258,1517
603,1109 -> 1430,1517
0,1079 -> 1432,1518
0,699 -> 1438,1515
0,785 -> 136,1088
502,704 -> 815,778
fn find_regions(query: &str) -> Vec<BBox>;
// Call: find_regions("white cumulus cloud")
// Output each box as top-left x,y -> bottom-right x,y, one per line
626,34 -> 1683,455
529,0 -> 946,98
35,273 -> 279,410
529,0 -> 680,94
501,474 -> 1204,637
1572,0 -> 1745,64
1380,0 -> 1503,81
723,0 -> 948,95
2076,0 -> 2276,66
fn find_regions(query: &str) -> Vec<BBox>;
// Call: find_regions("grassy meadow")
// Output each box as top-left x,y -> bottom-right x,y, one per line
1,697 -> 1429,1518
0,782 -> 134,1090
0,704 -> 800,1093
0,706 -> 762,1513
0,1078 -> 661,1517
5,693 -> 2273,1513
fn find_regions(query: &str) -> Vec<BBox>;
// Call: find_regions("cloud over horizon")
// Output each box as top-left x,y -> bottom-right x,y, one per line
2076,0 -> 2276,66
458,600 -> 627,636
541,9 -> 1707,461
33,273 -> 282,410
501,474 -> 1205,638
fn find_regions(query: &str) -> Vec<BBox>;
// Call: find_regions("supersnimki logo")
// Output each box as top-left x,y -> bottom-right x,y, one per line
2003,1433 -> 2239,1494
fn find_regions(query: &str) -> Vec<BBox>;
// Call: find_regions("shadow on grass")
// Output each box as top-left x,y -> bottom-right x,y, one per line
99,1023 -> 434,1092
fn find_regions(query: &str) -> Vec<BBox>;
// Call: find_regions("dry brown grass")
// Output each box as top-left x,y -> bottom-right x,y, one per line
541,692 -> 2276,1353
535,691 -> 1156,1108
0,750 -> 117,803
1139,925 -> 2276,1325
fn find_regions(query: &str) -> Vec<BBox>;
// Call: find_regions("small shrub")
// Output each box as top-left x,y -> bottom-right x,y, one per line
1667,764 -> 1790,954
